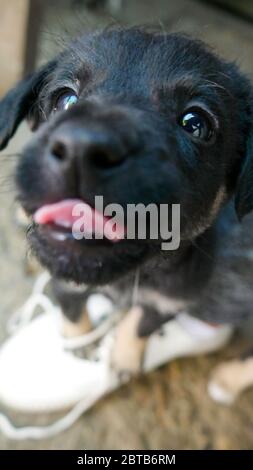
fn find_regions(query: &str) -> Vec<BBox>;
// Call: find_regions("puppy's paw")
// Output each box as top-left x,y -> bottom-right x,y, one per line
110,306 -> 146,380
110,337 -> 144,380
208,358 -> 253,405
61,308 -> 92,338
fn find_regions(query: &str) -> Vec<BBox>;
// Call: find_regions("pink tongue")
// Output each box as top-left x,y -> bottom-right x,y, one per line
33,199 -> 125,242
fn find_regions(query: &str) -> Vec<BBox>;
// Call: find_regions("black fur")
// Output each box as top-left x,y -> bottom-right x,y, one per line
0,60 -> 56,147
1,28 -> 253,330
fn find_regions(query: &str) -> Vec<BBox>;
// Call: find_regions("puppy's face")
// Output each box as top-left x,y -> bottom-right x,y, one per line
0,29 -> 252,284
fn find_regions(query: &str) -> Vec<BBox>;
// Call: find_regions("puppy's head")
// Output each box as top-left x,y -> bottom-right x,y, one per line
0,29 -> 252,284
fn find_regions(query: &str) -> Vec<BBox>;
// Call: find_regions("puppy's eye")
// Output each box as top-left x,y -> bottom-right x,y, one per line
53,91 -> 78,112
180,111 -> 213,141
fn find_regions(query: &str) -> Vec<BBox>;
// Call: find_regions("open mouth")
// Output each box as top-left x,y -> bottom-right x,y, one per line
24,197 -> 151,284
25,197 -> 150,284
33,199 -> 126,244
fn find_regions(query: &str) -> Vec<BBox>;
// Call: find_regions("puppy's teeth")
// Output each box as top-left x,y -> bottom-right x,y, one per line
54,218 -> 73,228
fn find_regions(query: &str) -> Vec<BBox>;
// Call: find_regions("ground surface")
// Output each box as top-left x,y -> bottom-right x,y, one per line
0,0 -> 253,450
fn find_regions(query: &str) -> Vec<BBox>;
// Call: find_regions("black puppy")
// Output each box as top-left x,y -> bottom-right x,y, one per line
0,28 -> 253,391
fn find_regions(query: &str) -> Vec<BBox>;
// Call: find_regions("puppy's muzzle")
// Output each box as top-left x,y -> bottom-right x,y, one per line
46,100 -> 144,180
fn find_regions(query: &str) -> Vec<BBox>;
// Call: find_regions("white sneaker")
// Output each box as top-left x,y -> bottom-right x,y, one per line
0,273 -> 233,440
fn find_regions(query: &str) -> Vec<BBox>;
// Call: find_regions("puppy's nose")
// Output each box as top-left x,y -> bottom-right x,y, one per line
49,126 -> 127,170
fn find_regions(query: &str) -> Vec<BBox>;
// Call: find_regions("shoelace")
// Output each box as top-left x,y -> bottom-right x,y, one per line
0,271 -> 122,440
7,271 -> 120,348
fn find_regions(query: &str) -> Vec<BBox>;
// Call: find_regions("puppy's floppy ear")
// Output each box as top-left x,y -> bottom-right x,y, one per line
0,59 -> 56,150
235,129 -> 253,220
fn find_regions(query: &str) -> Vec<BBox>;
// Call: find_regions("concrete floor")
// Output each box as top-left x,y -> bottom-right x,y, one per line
0,0 -> 253,450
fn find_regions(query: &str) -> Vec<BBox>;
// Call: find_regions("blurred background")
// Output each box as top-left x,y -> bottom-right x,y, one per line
0,0 -> 252,450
